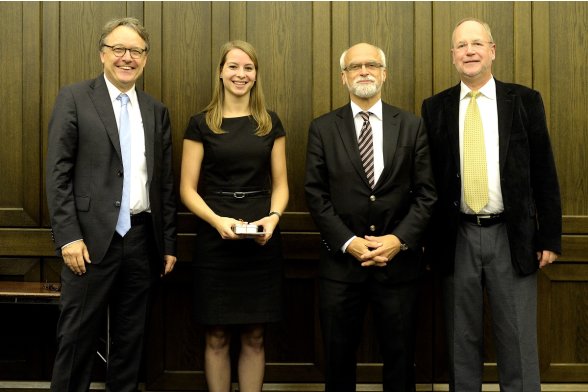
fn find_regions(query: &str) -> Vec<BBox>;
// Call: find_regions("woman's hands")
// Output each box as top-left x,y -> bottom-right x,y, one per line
250,213 -> 280,245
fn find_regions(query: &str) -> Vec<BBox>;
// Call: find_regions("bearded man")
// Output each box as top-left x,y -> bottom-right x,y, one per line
304,42 -> 437,392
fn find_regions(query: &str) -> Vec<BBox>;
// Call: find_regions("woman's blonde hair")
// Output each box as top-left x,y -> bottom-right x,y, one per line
204,40 -> 272,136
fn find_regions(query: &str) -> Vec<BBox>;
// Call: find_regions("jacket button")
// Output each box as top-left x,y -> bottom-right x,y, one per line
453,201 -> 459,207
369,225 -> 376,232
456,173 -> 460,178
114,201 -> 121,207
117,170 -> 123,177
370,195 -> 376,201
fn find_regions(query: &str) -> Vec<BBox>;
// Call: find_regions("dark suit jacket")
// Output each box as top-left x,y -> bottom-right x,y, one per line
46,74 -> 177,264
421,79 -> 561,276
304,102 -> 437,284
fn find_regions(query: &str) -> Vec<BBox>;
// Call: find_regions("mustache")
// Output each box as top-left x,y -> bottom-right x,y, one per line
353,76 -> 376,83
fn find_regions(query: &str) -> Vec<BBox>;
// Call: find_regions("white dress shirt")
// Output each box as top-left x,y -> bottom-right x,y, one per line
104,75 -> 150,214
458,77 -> 504,214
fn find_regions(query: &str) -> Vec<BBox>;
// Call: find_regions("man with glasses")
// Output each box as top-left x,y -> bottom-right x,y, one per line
421,18 -> 561,390
46,17 -> 177,391
305,42 -> 436,391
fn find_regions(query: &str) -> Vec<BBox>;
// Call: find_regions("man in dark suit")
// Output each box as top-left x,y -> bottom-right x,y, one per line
421,18 -> 561,391
46,17 -> 177,392
304,42 -> 436,391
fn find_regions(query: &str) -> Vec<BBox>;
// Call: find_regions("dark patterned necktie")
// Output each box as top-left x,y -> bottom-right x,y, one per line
358,111 -> 374,188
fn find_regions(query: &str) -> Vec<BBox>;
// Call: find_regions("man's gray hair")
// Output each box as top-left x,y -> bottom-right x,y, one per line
451,17 -> 495,47
99,17 -> 150,52
339,44 -> 387,71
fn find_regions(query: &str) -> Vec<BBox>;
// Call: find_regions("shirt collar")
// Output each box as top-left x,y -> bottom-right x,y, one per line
103,74 -> 138,107
350,99 -> 383,121
459,76 -> 496,101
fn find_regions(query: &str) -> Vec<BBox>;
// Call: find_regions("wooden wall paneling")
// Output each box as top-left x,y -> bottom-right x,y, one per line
247,2 -> 314,213
42,2 -> 60,227
349,2 -> 416,112
312,2 -> 332,120
59,2 -> 126,86
532,2 -> 551,127
144,1 -> 162,100
513,2 -> 533,87
548,2 -> 588,216
331,2 -> 349,110
161,2 -> 212,192
22,2 -> 42,226
42,258 -> 62,283
211,2 -> 231,92
229,2 -> 247,41
414,2 -> 433,116
532,3 -> 588,383
0,3 -> 24,217
539,264 -> 588,381
0,258 -> 41,281
127,1 -> 144,30
0,229 -> 54,257
0,3 -> 40,227
431,3 -> 453,95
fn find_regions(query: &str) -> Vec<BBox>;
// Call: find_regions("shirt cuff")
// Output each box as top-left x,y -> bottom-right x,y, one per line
341,236 -> 356,253
61,239 -> 83,250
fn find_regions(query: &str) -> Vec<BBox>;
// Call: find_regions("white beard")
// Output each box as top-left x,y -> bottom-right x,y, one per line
348,77 -> 381,98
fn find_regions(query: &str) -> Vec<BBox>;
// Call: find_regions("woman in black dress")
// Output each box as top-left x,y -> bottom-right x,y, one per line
180,40 -> 288,391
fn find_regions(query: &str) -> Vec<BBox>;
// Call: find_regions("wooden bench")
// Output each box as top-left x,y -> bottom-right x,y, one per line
0,281 -> 110,364
0,281 -> 61,304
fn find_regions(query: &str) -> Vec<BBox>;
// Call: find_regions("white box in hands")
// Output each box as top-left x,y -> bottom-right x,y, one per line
232,222 -> 265,237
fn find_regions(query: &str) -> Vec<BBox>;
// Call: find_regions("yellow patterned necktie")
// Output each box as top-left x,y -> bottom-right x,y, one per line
463,91 -> 489,213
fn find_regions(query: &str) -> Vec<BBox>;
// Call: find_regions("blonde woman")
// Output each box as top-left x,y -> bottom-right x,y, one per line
180,40 -> 288,391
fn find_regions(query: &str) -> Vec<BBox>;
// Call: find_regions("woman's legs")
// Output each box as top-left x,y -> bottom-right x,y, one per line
238,324 -> 265,392
205,326 -> 232,392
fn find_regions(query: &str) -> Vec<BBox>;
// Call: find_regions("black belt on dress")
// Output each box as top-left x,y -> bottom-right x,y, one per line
213,190 -> 270,199
131,211 -> 151,226
460,213 -> 504,227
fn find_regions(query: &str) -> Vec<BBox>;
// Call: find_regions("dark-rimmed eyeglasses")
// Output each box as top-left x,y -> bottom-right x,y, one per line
343,62 -> 385,72
103,45 -> 147,59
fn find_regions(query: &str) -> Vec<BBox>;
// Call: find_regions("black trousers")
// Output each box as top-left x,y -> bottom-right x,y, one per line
319,276 -> 419,392
51,222 -> 156,392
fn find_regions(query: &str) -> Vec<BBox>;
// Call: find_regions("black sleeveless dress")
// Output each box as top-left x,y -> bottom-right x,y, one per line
183,112 -> 285,325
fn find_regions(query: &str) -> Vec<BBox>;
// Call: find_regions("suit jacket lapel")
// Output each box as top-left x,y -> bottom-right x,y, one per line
445,84 -> 461,172
137,90 -> 154,182
495,79 -> 514,172
335,105 -> 372,187
378,103 -> 400,189
89,75 -> 121,160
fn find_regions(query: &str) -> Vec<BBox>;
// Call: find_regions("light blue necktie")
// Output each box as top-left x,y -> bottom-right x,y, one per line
116,93 -> 131,236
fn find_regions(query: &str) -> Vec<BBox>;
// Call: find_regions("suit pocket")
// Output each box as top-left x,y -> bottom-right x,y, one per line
75,196 -> 90,211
